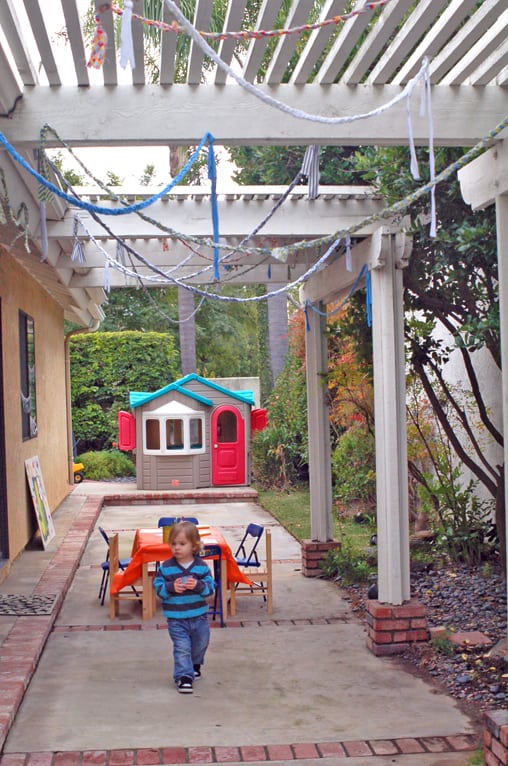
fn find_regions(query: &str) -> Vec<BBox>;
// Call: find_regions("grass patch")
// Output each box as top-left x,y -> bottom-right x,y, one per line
256,486 -> 375,552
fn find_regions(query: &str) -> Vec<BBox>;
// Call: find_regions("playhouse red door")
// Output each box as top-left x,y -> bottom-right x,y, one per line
211,406 -> 245,486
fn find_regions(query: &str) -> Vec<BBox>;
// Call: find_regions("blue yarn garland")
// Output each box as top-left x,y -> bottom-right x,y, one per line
305,263 -> 371,327
207,137 -> 220,281
0,130 -> 214,216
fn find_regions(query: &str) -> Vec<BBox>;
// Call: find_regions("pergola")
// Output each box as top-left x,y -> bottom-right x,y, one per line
0,0 -> 507,607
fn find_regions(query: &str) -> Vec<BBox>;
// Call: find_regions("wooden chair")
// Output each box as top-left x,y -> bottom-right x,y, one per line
108,533 -> 152,619
230,528 -> 273,615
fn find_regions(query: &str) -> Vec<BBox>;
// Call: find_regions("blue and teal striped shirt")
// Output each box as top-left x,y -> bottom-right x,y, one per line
153,556 -> 215,619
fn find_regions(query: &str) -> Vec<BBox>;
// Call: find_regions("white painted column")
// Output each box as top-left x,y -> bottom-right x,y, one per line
305,302 -> 333,541
370,235 -> 410,604
496,193 -> 508,635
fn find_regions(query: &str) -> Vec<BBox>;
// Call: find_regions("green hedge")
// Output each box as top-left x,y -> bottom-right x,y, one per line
70,331 -> 179,452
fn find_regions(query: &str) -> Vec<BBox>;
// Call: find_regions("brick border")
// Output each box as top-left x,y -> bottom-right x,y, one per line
0,496 -> 104,755
102,490 -> 258,507
484,709 -> 508,765
0,734 -> 479,765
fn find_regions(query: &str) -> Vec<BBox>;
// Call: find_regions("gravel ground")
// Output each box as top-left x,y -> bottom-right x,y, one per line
342,559 -> 508,726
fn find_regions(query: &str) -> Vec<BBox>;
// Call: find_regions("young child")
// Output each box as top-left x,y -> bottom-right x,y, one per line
153,520 -> 215,694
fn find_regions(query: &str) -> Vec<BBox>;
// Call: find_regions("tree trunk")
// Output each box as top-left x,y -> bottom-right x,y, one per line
178,286 -> 196,376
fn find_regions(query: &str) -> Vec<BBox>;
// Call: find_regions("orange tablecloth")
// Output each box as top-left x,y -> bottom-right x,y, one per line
111,526 -> 251,594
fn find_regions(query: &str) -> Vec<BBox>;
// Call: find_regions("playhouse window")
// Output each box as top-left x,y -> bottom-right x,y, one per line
143,413 -> 205,455
166,419 -> 183,449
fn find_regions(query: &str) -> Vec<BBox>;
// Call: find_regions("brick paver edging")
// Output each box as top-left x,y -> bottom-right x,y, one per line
0,496 -> 105,756
0,733 -> 479,765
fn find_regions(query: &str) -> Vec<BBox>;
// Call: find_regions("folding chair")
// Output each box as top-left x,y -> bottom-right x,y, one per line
108,533 -> 147,618
157,516 -> 199,529
230,529 -> 273,615
98,526 -> 135,606
203,543 -> 225,627
233,523 -> 264,568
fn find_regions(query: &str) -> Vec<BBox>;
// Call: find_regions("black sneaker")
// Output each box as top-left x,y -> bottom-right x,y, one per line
176,676 -> 193,694
193,664 -> 201,679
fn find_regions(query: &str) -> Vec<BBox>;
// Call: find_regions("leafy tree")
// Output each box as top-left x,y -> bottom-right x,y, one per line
252,311 -> 309,487
228,145 -> 363,186
70,331 -> 179,451
100,285 -> 262,378
354,146 -> 502,511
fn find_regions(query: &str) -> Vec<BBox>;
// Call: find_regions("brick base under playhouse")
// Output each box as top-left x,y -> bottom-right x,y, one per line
366,599 -> 429,656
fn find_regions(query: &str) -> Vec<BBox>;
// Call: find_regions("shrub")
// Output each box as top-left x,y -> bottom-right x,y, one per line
71,331 -> 179,452
76,450 -> 135,480
331,424 -> 376,506
320,540 -> 375,585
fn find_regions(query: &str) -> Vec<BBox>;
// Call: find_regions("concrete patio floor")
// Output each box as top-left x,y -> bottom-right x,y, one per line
0,481 -> 480,765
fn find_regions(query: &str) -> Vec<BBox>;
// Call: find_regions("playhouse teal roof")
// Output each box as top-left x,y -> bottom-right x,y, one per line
129,373 -> 255,409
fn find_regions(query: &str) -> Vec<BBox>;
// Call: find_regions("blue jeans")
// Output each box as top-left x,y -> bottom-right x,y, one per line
168,615 -> 210,681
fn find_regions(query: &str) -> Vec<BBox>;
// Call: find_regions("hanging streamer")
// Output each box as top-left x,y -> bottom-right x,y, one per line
406,93 -> 419,180
120,0 -> 136,69
304,303 -> 310,332
345,236 -> 352,272
301,145 -> 320,200
365,266 -> 372,327
36,145 -> 52,261
423,66 -> 437,238
39,202 -> 48,261
207,139 -> 220,281
304,262 -> 371,327
104,260 -> 111,292
71,217 -> 86,263
116,239 -> 127,265
87,10 -> 108,69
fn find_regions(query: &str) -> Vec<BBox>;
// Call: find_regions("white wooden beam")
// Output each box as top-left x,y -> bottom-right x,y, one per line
0,0 -> 37,86
458,140 -> 508,211
3,84 -> 506,147
440,8 -> 508,86
65,263 -> 307,287
214,0 -> 249,85
241,0 -> 285,82
429,0 -> 506,83
290,0 -> 348,85
342,0 -> 414,85
264,0 -> 314,85
46,195 -> 384,240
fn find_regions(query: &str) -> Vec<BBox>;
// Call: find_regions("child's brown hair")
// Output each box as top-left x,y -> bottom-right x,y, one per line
169,520 -> 202,554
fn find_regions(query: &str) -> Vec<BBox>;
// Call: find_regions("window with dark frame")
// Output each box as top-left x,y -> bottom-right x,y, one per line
19,310 -> 37,440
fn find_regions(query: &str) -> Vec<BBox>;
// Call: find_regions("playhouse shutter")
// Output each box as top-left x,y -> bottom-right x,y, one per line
118,410 -> 136,451
250,408 -> 268,434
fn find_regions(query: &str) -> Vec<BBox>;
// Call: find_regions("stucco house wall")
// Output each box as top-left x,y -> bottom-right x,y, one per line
0,247 -> 70,573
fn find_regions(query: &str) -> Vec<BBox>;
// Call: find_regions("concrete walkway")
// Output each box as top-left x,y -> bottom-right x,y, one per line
0,482 -> 480,765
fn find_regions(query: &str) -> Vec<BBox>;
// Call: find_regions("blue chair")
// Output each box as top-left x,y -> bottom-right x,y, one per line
98,526 -> 135,606
234,523 -> 264,568
157,516 -> 199,527
203,543 -> 225,627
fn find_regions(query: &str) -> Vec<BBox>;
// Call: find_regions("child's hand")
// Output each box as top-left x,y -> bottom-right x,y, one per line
174,576 -> 197,593
174,577 -> 188,593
